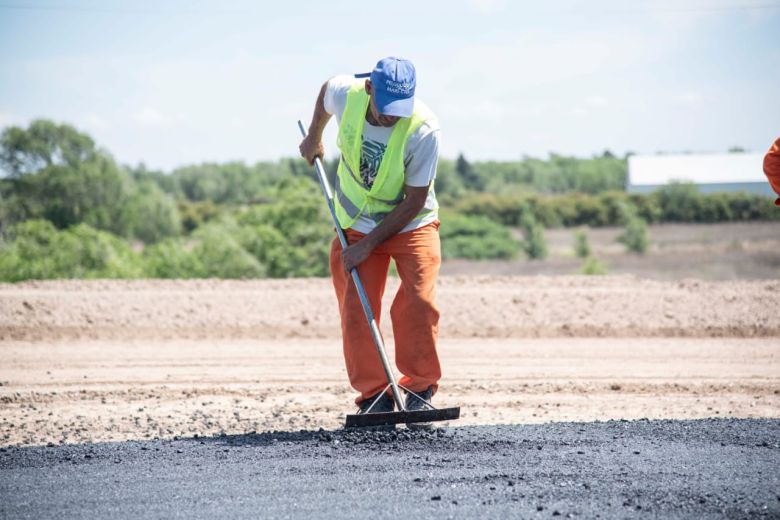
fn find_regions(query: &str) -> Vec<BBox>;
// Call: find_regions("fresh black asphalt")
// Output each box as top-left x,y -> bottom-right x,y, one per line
1,418 -> 779,519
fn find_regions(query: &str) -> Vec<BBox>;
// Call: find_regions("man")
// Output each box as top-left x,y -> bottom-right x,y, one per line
763,137 -> 780,206
298,57 -> 442,418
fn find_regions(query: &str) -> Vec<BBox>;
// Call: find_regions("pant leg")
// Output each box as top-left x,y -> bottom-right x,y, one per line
329,230 -> 391,404
386,222 -> 442,395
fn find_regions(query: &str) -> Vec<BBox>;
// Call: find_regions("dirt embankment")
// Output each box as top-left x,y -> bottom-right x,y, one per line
1,276 -> 778,341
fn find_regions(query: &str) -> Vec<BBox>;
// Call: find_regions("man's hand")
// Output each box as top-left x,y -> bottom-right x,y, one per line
299,135 -> 325,166
341,239 -> 374,272
338,184 -> 430,272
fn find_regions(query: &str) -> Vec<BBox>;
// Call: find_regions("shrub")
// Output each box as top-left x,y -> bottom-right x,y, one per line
190,221 -> 266,279
439,213 -> 520,260
236,178 -> 332,277
579,256 -> 608,275
617,217 -> 649,254
653,182 -> 700,222
452,193 -> 529,227
574,229 -> 590,258
0,220 -> 143,281
520,210 -> 547,260
178,200 -> 220,233
142,238 -> 203,279
120,180 -> 181,243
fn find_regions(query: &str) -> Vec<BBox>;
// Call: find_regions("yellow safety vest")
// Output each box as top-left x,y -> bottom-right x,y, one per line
334,83 -> 437,229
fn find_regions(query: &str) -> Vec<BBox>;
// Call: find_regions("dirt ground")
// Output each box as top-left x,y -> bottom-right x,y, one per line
1,276 -> 779,447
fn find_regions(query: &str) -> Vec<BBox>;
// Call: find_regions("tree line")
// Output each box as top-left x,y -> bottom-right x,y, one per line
0,120 -> 776,281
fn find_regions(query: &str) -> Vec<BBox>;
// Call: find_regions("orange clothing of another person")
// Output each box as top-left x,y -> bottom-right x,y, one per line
764,137 -> 780,206
330,222 -> 442,405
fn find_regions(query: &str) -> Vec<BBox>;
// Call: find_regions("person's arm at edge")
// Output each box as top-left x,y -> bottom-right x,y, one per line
341,184 -> 430,272
299,80 -> 332,165
763,137 -> 780,206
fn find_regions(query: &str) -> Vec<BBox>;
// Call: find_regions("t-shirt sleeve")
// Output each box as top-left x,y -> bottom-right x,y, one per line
323,75 -> 355,121
404,126 -> 440,188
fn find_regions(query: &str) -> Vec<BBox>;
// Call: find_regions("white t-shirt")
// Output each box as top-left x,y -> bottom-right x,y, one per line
323,75 -> 440,234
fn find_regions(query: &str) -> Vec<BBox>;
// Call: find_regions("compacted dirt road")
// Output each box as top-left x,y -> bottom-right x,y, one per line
0,276 -> 778,446
0,337 -> 778,446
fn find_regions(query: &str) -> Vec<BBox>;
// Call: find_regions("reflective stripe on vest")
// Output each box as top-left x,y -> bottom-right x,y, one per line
333,83 -> 437,229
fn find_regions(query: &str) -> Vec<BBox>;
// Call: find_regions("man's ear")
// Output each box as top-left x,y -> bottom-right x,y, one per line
365,79 -> 372,95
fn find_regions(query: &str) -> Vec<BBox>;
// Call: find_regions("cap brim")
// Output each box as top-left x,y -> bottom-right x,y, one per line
375,91 -> 414,118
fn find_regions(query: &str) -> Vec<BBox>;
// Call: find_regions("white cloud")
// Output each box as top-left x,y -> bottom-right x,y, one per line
132,107 -> 171,126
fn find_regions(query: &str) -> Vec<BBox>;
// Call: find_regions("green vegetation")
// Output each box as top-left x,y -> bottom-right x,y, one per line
617,217 -> 649,254
579,256 -> 608,275
439,213 -> 520,260
0,220 -> 143,281
616,204 -> 650,254
452,189 -> 778,229
0,120 -> 777,281
519,210 -> 547,260
573,230 -> 591,258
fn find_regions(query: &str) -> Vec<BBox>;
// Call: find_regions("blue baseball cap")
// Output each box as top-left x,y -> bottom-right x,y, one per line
355,57 -> 416,118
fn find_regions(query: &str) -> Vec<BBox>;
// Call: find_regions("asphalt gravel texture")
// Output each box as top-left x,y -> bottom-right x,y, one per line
1,418 -> 779,519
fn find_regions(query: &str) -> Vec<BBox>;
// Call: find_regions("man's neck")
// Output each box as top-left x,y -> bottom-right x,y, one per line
365,109 -> 380,126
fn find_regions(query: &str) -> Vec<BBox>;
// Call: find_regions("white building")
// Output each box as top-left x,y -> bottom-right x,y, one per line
627,153 -> 773,196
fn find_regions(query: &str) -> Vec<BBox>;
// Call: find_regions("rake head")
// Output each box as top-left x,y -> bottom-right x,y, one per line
345,406 -> 460,428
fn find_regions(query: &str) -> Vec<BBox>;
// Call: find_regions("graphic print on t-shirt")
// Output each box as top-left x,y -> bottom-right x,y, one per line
360,138 -> 386,188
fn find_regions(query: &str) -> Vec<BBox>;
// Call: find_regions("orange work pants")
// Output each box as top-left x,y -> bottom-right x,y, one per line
330,221 -> 442,405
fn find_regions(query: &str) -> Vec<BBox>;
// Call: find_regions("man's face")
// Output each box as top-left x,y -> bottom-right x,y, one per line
365,80 -> 401,127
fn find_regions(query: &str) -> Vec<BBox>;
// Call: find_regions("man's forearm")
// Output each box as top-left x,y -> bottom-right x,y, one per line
358,196 -> 425,250
339,182 -> 430,272
308,81 -> 332,139
300,81 -> 332,165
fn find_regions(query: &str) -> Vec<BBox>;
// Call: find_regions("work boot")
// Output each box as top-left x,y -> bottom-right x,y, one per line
357,390 -> 394,415
404,385 -> 434,430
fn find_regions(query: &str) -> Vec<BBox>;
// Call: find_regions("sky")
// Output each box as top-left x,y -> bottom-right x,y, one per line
1,0 -> 779,171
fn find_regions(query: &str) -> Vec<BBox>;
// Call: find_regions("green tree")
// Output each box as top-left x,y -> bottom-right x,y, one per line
432,158 -> 465,203
0,120 -> 131,234
178,200 -> 220,233
121,180 -> 181,243
455,153 -> 483,191
0,120 -> 97,177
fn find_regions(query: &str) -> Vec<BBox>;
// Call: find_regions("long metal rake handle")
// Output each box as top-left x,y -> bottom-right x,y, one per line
297,120 -> 406,412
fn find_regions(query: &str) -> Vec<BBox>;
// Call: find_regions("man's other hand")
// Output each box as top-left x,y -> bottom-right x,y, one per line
341,240 -> 373,272
299,135 -> 325,166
